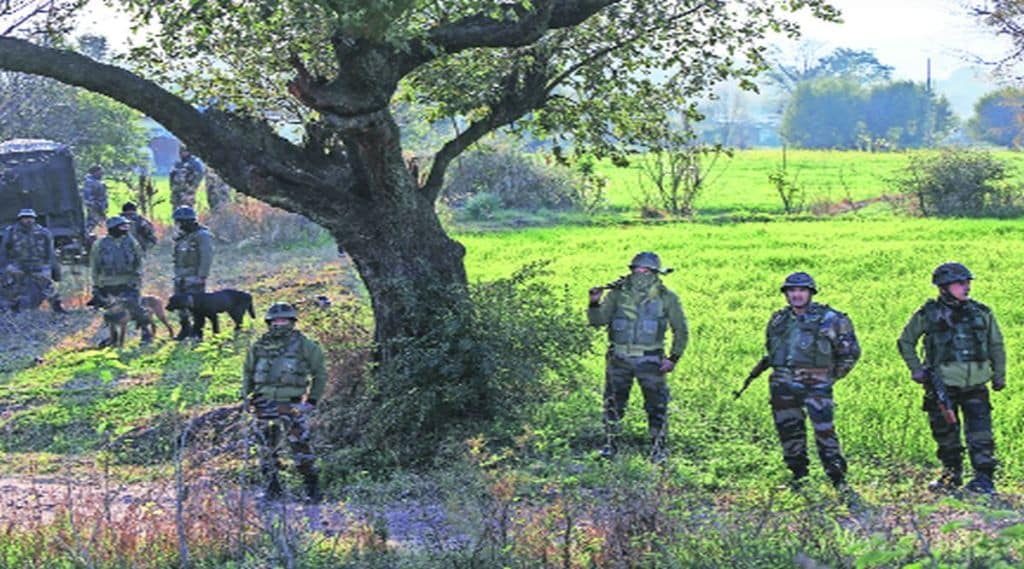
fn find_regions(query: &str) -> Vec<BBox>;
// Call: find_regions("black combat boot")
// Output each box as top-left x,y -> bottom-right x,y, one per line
928,466 -> 963,494
175,317 -> 192,341
788,466 -> 810,490
965,469 -> 995,495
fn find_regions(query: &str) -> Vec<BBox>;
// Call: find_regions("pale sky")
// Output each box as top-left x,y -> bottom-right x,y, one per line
787,0 -> 1011,81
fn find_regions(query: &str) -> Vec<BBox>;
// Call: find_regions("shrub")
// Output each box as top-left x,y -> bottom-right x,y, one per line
893,148 -> 1022,217
319,261 -> 593,474
462,192 -> 504,220
443,145 -> 577,210
202,196 -> 328,246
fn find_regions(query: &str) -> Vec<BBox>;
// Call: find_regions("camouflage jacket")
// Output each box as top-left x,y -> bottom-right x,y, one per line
765,302 -> 860,380
242,328 -> 328,402
90,234 -> 143,288
1,222 -> 56,270
82,174 -> 108,212
587,274 -> 688,360
172,226 -> 213,279
170,156 -> 206,190
897,297 -> 1006,388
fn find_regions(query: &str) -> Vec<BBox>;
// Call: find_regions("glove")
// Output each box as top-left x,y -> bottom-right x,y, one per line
911,369 -> 928,384
588,287 -> 603,305
658,358 -> 675,373
992,376 -> 1006,391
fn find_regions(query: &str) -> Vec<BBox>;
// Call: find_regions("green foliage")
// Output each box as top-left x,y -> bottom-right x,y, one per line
782,78 -> 952,150
329,261 -> 592,470
443,145 -> 576,211
768,47 -> 894,93
462,191 -> 503,220
0,35 -> 149,177
894,148 -> 1023,217
968,87 -> 1024,147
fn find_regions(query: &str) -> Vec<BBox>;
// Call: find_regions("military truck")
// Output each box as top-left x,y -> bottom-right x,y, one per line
0,139 -> 88,262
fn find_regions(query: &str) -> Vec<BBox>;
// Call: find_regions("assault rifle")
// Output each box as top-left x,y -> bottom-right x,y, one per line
922,367 -> 957,425
733,355 -> 771,400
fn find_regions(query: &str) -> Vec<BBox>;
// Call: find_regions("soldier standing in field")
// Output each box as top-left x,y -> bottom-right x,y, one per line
169,146 -> 206,210
755,272 -> 859,489
120,202 -> 158,253
242,302 -> 328,502
90,216 -> 153,345
171,205 -> 213,339
82,165 -> 108,236
588,252 -> 688,464
204,169 -> 232,212
0,208 -> 66,313
897,262 -> 1006,495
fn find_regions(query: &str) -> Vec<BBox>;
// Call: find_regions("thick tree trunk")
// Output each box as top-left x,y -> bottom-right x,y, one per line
329,114 -> 468,359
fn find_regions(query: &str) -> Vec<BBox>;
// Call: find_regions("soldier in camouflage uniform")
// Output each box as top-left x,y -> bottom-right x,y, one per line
242,302 -> 328,502
171,206 -> 213,340
204,169 -> 232,212
588,252 -> 688,464
0,209 -> 66,313
120,202 -> 158,253
897,262 -> 1006,495
90,216 -> 152,345
82,165 -> 108,236
758,272 -> 859,488
169,147 -> 205,210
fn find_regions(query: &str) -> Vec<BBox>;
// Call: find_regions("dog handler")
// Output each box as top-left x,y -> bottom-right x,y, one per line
171,206 -> 213,340
90,216 -> 153,345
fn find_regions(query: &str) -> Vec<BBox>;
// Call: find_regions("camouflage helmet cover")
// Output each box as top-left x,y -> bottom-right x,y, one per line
265,302 -> 299,322
780,271 -> 818,294
932,262 -> 973,286
172,205 -> 198,221
16,208 -> 37,219
106,215 -> 130,230
122,201 -> 138,212
629,251 -> 667,274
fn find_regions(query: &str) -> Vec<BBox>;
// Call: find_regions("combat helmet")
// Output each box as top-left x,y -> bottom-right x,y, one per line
106,216 -> 129,230
265,302 -> 299,322
172,205 -> 198,222
780,272 -> 818,294
16,208 -> 37,219
629,251 -> 670,274
932,262 -> 973,287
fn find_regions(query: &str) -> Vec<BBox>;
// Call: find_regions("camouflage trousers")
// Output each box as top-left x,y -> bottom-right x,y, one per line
9,269 -> 57,311
604,352 -> 670,441
250,399 -> 318,479
173,277 -> 205,338
924,385 -> 996,476
769,371 -> 846,480
170,182 -> 198,210
85,206 -> 106,235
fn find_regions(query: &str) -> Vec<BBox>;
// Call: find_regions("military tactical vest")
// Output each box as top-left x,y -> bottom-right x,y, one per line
923,299 -> 989,365
252,332 -> 309,389
610,286 -> 668,350
173,227 -> 209,276
4,225 -> 50,266
96,236 -> 137,276
767,304 -> 837,369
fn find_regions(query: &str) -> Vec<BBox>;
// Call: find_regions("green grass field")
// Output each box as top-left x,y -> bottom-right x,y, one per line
596,148 -> 1024,215
461,217 -> 1024,485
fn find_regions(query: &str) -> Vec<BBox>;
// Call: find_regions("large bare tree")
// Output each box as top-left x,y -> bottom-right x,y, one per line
0,0 -> 835,363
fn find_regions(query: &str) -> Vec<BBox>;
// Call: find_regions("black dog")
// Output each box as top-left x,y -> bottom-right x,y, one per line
166,289 -> 255,338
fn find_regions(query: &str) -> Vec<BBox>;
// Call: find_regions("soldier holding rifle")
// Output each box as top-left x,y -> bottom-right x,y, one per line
588,252 -> 688,464
746,272 -> 860,489
897,262 -> 1006,495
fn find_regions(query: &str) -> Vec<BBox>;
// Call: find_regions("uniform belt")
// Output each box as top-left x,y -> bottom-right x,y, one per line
612,347 -> 663,357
